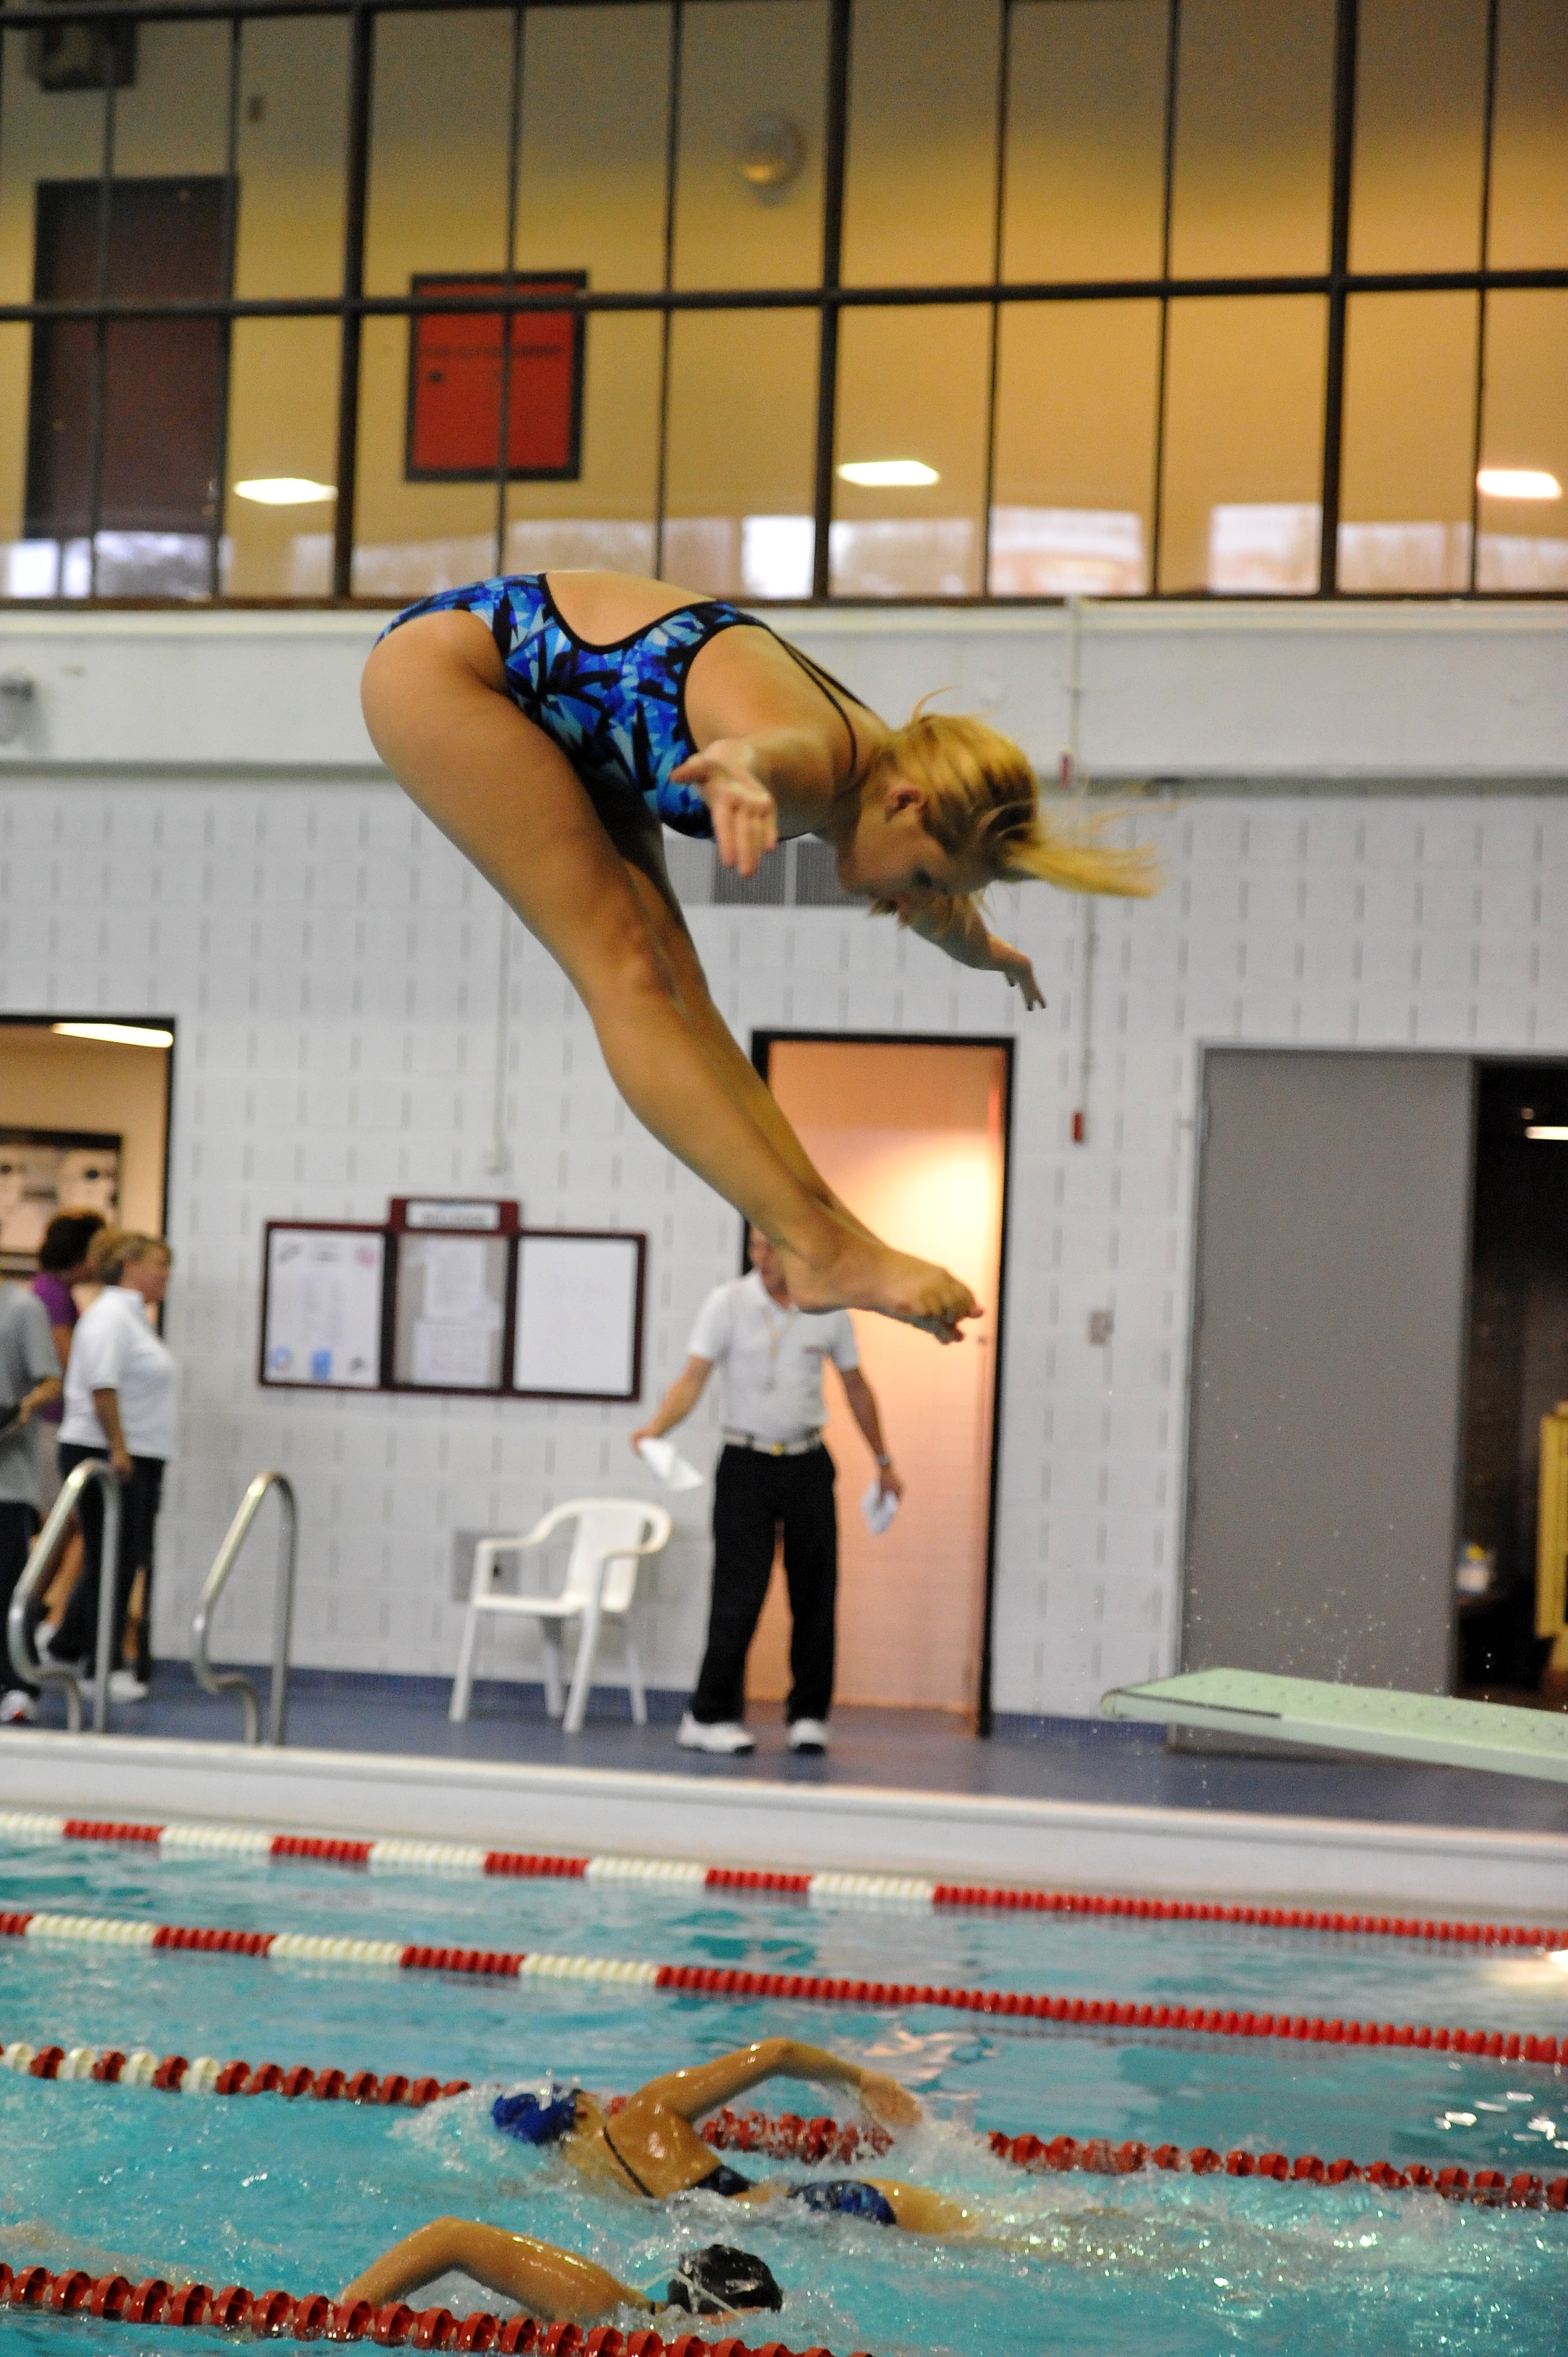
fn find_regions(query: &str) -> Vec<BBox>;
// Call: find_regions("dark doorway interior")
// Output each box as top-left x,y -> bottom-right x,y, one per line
1458,1061 -> 1568,1699
26,176 -> 232,596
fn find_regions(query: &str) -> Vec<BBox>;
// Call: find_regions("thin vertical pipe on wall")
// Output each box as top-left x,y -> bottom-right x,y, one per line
492,4 -> 526,577
331,0 -> 374,601
1146,0 -> 1180,596
207,13 -> 244,601
651,0 -> 684,581
1317,0 -> 1360,594
810,0 -> 852,600
1466,0 -> 1501,595
979,0 -> 1013,597
84,45 -> 120,600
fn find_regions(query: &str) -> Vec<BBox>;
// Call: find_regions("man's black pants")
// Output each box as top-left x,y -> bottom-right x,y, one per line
690,1443 -> 837,1726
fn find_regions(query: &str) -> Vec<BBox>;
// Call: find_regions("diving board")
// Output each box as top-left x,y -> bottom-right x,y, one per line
1101,1669 -> 1568,1785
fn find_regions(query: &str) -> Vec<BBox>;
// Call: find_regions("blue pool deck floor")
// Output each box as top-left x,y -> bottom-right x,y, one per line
14,1663 -> 1565,1841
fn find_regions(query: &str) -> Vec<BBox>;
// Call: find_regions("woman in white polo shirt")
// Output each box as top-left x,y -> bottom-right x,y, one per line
49,1229 -> 178,1702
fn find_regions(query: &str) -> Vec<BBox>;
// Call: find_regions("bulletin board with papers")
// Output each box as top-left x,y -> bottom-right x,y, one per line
389,1227 -> 513,1393
257,1203 -> 646,1402
259,1223 -> 389,1391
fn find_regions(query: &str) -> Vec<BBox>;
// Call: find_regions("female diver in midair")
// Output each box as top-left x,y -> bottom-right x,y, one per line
363,570 -> 1153,1342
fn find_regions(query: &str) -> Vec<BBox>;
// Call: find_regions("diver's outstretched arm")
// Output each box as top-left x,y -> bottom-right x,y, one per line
630,2036 -> 921,2131
900,895 -> 1044,1007
341,2218 -> 648,2320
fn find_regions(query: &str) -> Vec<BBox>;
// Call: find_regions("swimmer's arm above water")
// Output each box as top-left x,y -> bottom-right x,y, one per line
898,894 -> 1044,1010
341,2219 -> 649,2322
631,2036 -> 922,2132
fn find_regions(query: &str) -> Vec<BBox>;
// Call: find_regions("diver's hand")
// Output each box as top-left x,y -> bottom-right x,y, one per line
857,2068 -> 921,2129
989,935 -> 1044,1010
673,740 -> 779,879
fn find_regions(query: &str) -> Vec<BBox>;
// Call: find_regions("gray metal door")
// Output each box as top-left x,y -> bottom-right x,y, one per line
1182,1049 -> 1473,1695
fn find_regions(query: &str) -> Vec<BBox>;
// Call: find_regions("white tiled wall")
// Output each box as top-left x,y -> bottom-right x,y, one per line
4,776 -> 1567,1715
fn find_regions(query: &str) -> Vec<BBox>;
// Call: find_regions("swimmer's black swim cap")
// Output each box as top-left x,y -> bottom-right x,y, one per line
665,2244 -> 783,2316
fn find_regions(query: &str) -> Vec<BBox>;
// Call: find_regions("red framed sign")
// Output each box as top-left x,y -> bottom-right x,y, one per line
405,272 -> 586,482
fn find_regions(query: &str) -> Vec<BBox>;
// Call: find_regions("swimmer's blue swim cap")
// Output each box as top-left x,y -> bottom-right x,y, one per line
492,2080 -> 579,2144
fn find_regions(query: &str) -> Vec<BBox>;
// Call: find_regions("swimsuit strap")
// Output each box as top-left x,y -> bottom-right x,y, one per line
761,630 -> 868,783
600,2121 -> 660,2199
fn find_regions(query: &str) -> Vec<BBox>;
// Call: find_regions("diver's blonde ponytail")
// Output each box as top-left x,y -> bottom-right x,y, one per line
870,711 -> 1159,899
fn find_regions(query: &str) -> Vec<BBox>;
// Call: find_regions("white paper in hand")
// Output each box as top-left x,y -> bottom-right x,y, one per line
861,1479 -> 899,1536
637,1437 -> 706,1492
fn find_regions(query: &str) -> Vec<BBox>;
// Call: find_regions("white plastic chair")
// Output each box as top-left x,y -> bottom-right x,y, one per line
448,1498 -> 672,1735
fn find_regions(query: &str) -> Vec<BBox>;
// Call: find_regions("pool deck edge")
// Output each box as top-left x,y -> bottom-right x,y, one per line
1,1731 -> 1565,1915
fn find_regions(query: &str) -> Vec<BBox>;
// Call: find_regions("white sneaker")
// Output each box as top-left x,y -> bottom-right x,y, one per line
0,1690 -> 37,1724
677,1712 -> 755,1756
108,1670 -> 149,1702
787,1718 -> 829,1754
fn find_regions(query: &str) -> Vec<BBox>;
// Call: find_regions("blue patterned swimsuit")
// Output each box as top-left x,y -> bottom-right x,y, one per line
381,573 -> 864,840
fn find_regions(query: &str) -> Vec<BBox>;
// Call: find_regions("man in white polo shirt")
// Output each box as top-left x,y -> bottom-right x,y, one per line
632,1226 -> 902,1756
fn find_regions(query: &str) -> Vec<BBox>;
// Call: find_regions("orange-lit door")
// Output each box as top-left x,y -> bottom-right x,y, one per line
747,1038 -> 1009,1717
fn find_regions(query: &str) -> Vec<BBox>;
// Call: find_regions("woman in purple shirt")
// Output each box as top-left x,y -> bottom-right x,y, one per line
29,1212 -> 104,1641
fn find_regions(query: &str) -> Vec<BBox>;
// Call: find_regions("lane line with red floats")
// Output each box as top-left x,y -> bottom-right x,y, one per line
0,2263 -> 853,2354
0,1902 -> 1562,2063
3,1809 -> 1562,1952
698,2106 -> 1568,2214
7,2047 -> 1565,2224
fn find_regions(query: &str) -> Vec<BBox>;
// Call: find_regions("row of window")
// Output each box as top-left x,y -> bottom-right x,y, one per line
1,0 -> 1565,602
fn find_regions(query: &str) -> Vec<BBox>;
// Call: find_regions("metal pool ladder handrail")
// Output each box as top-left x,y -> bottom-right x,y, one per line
189,1471 -> 297,1747
7,1457 -> 122,1733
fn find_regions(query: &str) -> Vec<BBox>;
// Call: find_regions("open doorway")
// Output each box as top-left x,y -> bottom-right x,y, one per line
751,1034 -> 1012,1728
1458,1060 -> 1568,1702
0,1018 -> 173,1271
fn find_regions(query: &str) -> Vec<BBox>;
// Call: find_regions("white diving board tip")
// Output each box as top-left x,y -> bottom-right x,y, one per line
1101,1668 -> 1568,1785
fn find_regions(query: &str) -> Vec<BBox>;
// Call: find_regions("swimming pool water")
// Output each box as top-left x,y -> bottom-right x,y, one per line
1,1836 -> 1565,2355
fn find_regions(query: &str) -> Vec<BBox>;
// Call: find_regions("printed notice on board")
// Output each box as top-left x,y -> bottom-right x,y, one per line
263,1228 -> 385,1387
393,1232 -> 508,1391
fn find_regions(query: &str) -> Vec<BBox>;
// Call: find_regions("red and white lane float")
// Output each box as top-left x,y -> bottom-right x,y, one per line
3,1810 -> 1562,1952
700,2107 -> 1568,2213
0,1901 -> 1561,2063
0,2264 -> 854,2354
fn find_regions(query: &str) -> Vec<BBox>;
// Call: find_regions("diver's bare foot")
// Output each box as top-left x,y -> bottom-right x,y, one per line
781,1228 -> 978,1342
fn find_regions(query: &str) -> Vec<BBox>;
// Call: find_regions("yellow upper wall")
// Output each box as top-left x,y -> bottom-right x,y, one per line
0,0 -> 1564,590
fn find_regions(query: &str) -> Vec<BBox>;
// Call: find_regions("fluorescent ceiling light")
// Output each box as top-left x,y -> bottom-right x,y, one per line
837,459 -> 940,488
1476,467 -> 1561,501
234,477 -> 337,505
1526,1124 -> 1568,1141
51,1021 -> 173,1049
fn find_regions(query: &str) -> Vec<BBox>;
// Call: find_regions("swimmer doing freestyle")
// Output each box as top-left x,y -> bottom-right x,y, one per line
363,571 -> 1154,1343
344,2036 -> 976,2318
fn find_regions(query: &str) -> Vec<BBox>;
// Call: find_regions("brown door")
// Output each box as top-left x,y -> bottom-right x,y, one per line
26,176 -> 232,588
750,1037 -> 1010,1717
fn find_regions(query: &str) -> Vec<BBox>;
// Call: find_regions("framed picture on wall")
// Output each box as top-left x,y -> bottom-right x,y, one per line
260,1222 -> 388,1391
512,1229 -> 646,1402
405,272 -> 586,482
0,1127 -> 120,1274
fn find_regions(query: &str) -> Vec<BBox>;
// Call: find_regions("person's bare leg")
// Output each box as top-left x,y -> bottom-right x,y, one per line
616,852 -> 883,1249
362,618 -> 976,1335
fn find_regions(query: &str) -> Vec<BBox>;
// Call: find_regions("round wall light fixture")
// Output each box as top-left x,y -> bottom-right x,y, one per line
734,112 -> 806,196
